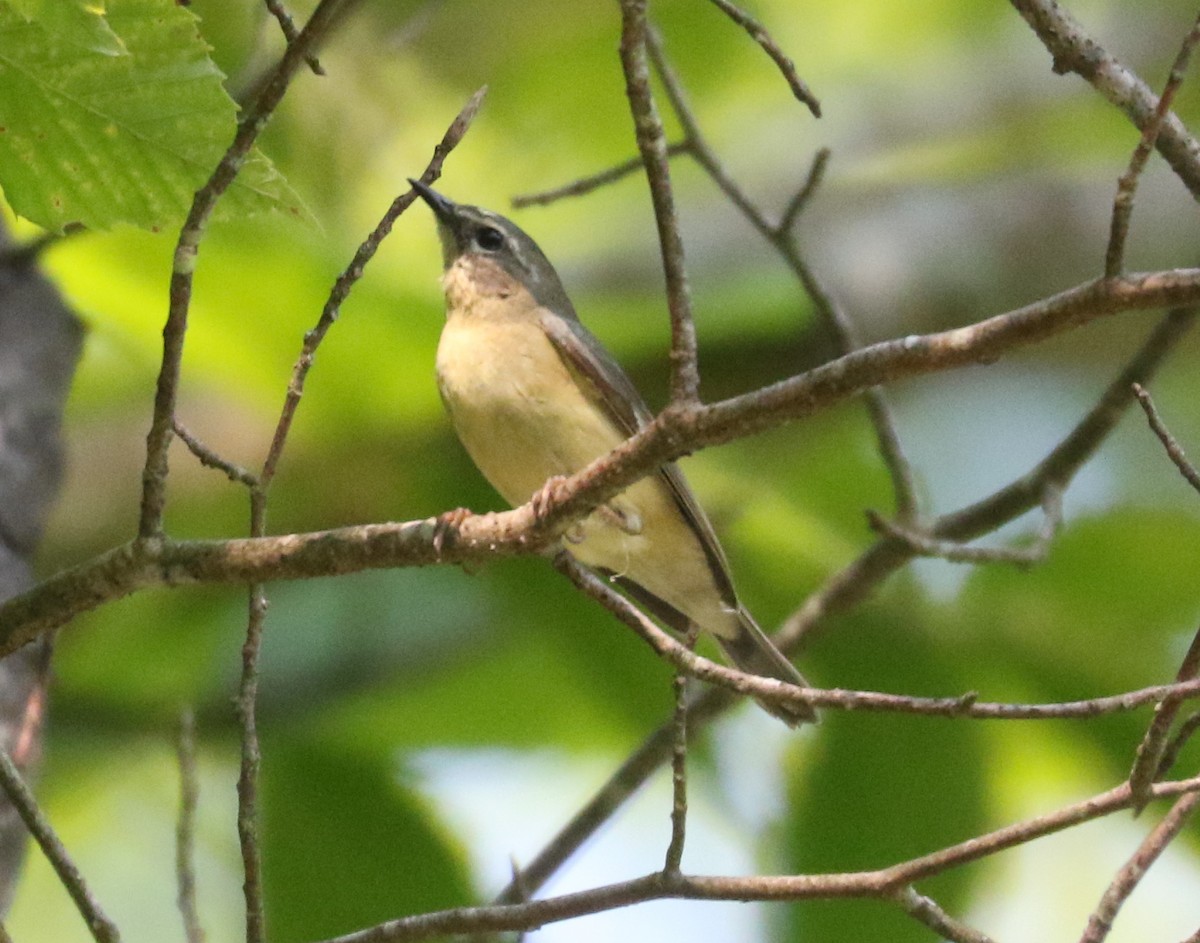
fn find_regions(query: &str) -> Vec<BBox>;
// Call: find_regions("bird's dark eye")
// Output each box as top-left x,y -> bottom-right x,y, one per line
475,226 -> 505,251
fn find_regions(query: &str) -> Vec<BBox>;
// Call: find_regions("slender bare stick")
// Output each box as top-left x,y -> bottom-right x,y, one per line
1133,383 -> 1200,494
260,86 -> 486,486
512,143 -> 690,208
0,748 -> 120,943
1129,627 -> 1200,812
175,709 -> 205,943
264,0 -> 325,75
1079,788 -> 1200,943
892,886 -> 996,943
222,84 -> 489,943
236,579 -> 268,943
173,420 -> 258,487
618,1 -> 699,405
664,626 -> 698,876
778,147 -> 831,235
866,482 -> 1063,567
703,0 -> 821,117
1157,712 -> 1200,780
1105,13 -> 1200,277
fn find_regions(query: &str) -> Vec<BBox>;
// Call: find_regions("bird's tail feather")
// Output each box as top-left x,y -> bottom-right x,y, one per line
716,611 -> 818,727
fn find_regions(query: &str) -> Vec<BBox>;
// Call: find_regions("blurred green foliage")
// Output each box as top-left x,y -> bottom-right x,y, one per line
3,0 -> 1200,941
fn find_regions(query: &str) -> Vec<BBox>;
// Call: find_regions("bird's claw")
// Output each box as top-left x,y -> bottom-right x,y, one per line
432,507 -> 471,560
530,475 -> 571,522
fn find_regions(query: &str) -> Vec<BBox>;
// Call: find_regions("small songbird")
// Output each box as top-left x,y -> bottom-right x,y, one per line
411,180 -> 816,726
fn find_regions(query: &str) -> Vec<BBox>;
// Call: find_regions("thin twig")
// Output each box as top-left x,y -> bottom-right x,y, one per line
555,551 -> 1200,720
1133,383 -> 1200,494
618,2 -> 700,405
236,579 -> 269,943
264,0 -> 325,75
173,420 -> 258,487
1128,626 -> 1200,812
926,311 -> 1195,551
664,625 -> 698,876
238,489 -> 271,943
892,886 -> 996,943
1157,711 -> 1200,780
511,143 -> 690,208
703,0 -> 820,117
552,554 -> 815,717
777,147 -> 831,235
175,709 -> 205,943
1105,13 -> 1200,277
0,748 -> 120,943
866,481 -> 1063,567
1079,787 -> 1200,943
224,80 -> 490,943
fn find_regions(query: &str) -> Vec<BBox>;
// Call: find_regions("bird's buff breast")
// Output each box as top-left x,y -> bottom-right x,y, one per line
435,311 -> 732,633
436,312 -> 623,503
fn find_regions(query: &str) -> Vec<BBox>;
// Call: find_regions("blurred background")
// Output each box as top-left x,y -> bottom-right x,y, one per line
5,0 -> 1200,940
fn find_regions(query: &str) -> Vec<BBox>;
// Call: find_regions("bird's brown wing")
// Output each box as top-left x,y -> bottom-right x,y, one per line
539,311 -> 738,606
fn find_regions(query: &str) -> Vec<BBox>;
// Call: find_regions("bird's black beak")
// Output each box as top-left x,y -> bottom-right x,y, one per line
408,178 -> 458,224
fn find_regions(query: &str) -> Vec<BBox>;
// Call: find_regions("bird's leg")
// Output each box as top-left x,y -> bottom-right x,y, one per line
599,499 -> 643,535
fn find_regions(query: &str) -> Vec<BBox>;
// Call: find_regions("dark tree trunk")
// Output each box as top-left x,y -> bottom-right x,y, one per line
0,221 -> 83,913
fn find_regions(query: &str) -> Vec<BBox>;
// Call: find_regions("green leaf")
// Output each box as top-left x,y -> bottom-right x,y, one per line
262,737 -> 473,942
8,0 -> 126,55
0,0 -> 306,232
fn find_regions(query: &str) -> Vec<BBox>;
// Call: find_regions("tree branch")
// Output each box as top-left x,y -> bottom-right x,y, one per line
317,776 -> 1200,943
174,709 -> 204,943
1133,382 -> 1200,494
0,748 -> 119,943
618,0 -> 699,405
1104,12 -> 1200,277
4,282 -> 1198,656
1009,0 -> 1200,199
1079,786 -> 1200,943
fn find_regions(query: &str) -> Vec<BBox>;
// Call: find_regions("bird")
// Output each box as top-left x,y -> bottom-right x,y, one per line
411,179 -> 816,726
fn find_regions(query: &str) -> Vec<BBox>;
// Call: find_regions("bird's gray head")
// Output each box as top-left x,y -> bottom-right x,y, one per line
409,179 -> 574,315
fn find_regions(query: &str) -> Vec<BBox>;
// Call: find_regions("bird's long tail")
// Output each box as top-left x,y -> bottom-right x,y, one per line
716,611 -> 818,727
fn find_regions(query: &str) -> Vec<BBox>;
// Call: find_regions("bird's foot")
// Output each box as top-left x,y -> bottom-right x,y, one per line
597,499 -> 642,536
530,475 -> 571,522
432,506 -> 472,560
